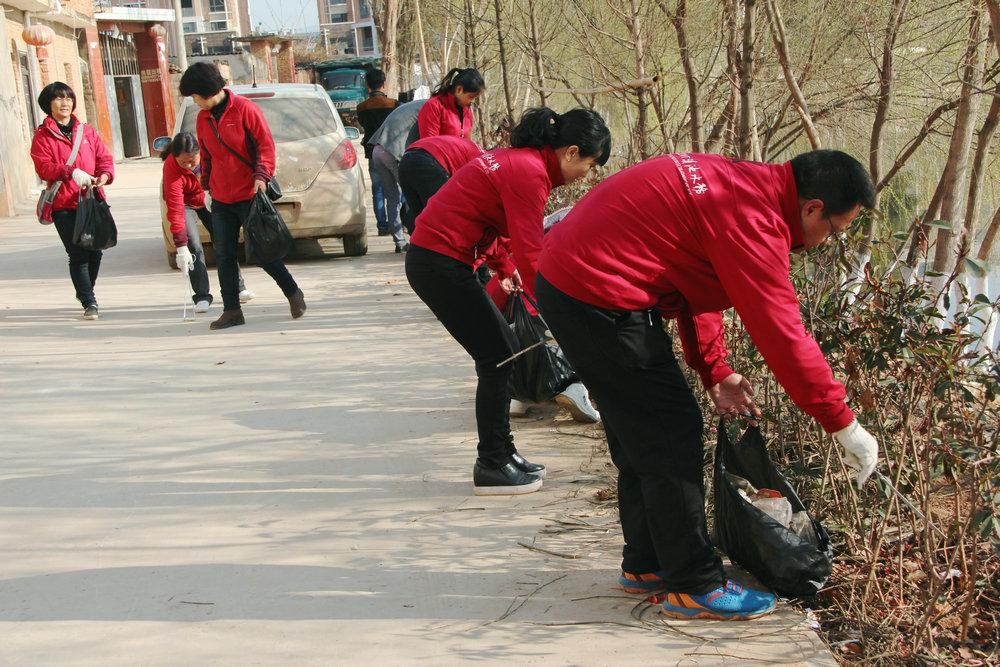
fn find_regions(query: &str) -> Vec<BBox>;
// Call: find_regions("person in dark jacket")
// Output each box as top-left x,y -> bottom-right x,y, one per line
417,68 -> 484,139
368,99 -> 426,252
536,150 -> 880,621
30,81 -> 114,321
356,69 -> 398,236
178,62 -> 305,330
397,134 -> 482,234
405,107 -> 611,496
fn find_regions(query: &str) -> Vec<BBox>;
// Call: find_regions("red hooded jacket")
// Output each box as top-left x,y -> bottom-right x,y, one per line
417,93 -> 473,139
196,90 -> 275,204
410,146 -> 565,299
162,154 -> 206,247
30,115 -> 114,211
539,153 -> 854,433
407,135 -> 482,174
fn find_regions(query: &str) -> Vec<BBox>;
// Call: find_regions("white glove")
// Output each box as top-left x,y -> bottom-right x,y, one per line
833,419 -> 879,489
175,246 -> 195,273
72,169 -> 93,188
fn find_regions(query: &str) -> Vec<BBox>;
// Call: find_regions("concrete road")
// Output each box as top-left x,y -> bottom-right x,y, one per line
0,159 -> 834,665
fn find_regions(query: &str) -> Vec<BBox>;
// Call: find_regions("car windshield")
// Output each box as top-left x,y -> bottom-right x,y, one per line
181,96 -> 340,143
323,71 -> 362,89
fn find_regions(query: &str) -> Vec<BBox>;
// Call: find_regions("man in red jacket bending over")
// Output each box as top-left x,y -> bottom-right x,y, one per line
536,150 -> 879,621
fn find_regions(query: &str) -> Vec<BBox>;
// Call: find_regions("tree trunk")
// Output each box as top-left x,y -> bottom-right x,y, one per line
763,0 -> 821,150
931,2 -> 985,273
869,0 -> 910,204
736,0 -> 760,160
378,0 -> 402,97
660,0 -> 702,151
493,0 -> 515,123
628,0 -> 650,159
957,90 -> 1000,271
527,0 -> 547,106
413,0 -> 431,87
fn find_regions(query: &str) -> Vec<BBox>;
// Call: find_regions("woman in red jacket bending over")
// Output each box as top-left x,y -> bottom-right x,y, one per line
416,68 -> 484,139
30,82 -> 114,321
406,107 -> 611,496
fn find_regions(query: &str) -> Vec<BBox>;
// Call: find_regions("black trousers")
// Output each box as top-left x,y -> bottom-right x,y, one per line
212,198 -> 298,311
53,209 -> 101,308
405,244 -> 517,467
536,274 -> 725,594
398,148 -> 449,235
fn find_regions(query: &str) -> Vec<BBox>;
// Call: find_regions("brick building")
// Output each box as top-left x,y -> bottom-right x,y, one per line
179,0 -> 249,57
317,0 -> 377,57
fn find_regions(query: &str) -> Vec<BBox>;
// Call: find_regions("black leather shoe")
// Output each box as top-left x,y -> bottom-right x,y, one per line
210,309 -> 245,330
473,460 -> 542,496
509,451 -> 546,479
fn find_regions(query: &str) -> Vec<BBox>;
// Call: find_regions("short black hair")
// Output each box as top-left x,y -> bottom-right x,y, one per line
365,68 -> 386,90
790,150 -> 876,215
160,131 -> 199,161
38,81 -> 76,116
179,62 -> 226,98
510,107 -> 612,166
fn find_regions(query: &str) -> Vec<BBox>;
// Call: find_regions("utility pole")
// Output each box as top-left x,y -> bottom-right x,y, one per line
171,0 -> 188,70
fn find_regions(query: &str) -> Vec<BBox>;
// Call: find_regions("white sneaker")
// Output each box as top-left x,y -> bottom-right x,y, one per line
194,300 -> 211,313
509,398 -> 530,417
555,382 -> 600,423
239,289 -> 255,303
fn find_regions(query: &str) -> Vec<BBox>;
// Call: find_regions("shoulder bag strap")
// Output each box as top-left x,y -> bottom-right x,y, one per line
207,117 -> 254,171
66,123 -> 85,167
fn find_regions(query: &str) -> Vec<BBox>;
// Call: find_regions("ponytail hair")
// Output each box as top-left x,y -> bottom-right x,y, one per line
160,131 -> 200,161
432,67 -> 485,96
510,107 -> 612,166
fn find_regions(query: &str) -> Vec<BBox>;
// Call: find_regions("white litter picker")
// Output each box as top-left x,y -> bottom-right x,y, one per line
180,264 -> 196,322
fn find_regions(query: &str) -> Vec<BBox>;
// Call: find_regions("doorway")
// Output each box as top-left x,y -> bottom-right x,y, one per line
114,76 -> 141,157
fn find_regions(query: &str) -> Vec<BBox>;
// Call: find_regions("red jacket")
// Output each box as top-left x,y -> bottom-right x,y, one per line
162,154 -> 206,247
196,90 -> 275,204
410,146 -> 565,299
539,153 -> 853,433
417,93 -> 473,139
407,135 -> 482,174
30,115 -> 114,211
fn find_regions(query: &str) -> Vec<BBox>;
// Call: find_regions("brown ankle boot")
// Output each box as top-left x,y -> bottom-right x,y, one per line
210,309 -> 245,330
288,289 -> 306,319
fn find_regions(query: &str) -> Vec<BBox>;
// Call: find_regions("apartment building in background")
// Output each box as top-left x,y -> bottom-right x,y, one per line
179,0 -> 251,56
317,0 -> 378,57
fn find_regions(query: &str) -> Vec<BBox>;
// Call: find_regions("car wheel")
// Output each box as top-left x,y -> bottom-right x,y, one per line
343,231 -> 368,257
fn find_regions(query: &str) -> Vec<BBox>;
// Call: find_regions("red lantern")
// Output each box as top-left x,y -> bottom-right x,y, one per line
22,24 -> 54,47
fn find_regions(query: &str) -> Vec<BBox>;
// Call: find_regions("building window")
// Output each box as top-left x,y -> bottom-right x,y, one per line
358,0 -> 371,18
209,20 -> 228,31
208,0 -> 225,13
180,0 -> 191,6
360,26 -> 373,51
329,13 -> 348,23
328,1 -> 348,22
183,22 -> 196,33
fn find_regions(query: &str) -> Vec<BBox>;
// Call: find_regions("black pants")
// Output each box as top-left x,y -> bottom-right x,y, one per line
53,209 -> 101,308
398,148 -> 449,235
536,274 -> 725,594
212,198 -> 298,311
405,244 -> 517,467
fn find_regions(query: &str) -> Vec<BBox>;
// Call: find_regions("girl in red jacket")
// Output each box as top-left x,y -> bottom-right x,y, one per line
416,68 -> 484,139
161,132 -> 251,313
405,107 -> 611,496
397,134 -> 482,234
30,82 -> 114,321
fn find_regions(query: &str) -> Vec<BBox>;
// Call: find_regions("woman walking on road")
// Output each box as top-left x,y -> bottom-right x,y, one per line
30,82 -> 114,321
405,107 -> 611,496
160,131 -> 252,313
416,68 -> 484,140
178,62 -> 304,330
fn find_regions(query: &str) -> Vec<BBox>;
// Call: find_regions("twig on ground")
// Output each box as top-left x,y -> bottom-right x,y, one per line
517,541 -> 581,559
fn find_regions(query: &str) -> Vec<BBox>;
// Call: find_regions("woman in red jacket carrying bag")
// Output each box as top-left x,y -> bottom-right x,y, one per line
535,150 -> 880,621
406,107 -> 611,496
30,82 -> 114,321
416,68 -> 484,139
178,62 -> 304,330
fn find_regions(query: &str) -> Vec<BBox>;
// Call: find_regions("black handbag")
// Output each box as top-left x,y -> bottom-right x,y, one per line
72,188 -> 118,251
207,118 -> 282,201
244,191 -> 293,264
504,292 -> 577,403
713,422 -> 833,598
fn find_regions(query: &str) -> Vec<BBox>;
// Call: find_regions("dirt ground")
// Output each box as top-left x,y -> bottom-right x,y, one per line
0,158 -> 835,665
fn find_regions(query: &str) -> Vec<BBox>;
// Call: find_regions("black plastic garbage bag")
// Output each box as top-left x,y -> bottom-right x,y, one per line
73,188 -> 117,251
713,422 -> 833,597
505,292 -> 576,404
244,191 -> 292,264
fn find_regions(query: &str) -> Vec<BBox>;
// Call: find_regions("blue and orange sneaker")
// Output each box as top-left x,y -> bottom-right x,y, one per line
661,580 -> 775,621
618,570 -> 667,594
